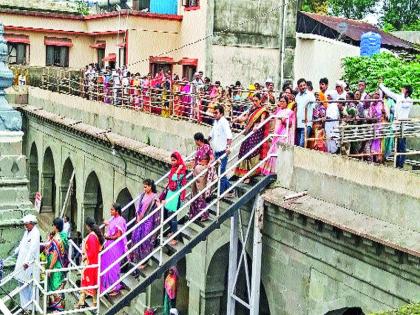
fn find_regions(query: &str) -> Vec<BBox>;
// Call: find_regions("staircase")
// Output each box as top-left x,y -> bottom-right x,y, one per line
0,113 -> 285,315
100,175 -> 275,315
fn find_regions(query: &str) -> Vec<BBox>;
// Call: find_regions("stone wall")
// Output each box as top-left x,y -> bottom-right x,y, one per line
15,90 -> 420,314
275,144 -> 420,231
209,0 -> 297,88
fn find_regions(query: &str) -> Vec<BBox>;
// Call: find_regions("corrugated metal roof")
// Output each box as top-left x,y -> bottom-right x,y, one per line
300,11 -> 415,50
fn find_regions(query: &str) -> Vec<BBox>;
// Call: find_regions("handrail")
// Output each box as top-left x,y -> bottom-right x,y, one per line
99,128 -> 286,297
99,114 -> 287,296
101,117 -> 248,232
98,112 -> 274,257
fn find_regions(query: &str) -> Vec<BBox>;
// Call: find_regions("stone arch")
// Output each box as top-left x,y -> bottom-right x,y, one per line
41,147 -> 56,213
83,171 -> 103,225
325,307 -> 364,315
116,188 -> 136,222
205,242 -> 271,315
175,257 -> 189,314
61,158 -> 77,230
28,142 -> 39,202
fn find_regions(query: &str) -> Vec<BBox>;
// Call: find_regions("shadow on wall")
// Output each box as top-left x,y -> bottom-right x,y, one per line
325,307 -> 365,315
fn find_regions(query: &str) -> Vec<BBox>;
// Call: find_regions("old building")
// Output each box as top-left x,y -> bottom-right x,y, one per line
2,0 -> 297,87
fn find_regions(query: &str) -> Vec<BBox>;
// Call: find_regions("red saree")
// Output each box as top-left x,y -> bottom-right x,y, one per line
81,232 -> 101,296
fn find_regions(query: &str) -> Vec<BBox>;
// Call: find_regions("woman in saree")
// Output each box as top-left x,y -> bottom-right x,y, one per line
161,152 -> 187,246
76,217 -> 104,309
142,74 -> 152,112
163,267 -> 178,315
100,203 -> 127,296
369,90 -> 385,163
261,95 -> 295,175
45,217 -> 66,312
189,133 -> 215,222
180,78 -> 192,118
131,179 -> 159,269
233,93 -> 270,183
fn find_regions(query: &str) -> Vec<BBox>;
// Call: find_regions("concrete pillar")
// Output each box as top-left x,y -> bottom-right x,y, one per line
202,286 -> 225,315
41,173 -> 54,212
29,161 -> 39,201
0,22 -> 34,256
59,185 -> 68,214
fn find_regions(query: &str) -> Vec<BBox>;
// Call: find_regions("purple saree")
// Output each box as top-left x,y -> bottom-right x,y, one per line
100,215 -> 127,294
131,193 -> 159,263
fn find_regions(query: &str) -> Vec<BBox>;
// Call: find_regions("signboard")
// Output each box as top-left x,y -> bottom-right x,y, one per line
34,192 -> 42,212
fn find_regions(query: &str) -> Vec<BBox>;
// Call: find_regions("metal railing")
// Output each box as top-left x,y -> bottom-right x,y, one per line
97,113 -> 288,301
300,99 -> 420,165
35,68 -> 281,131
0,241 -> 100,315
0,112 -> 288,315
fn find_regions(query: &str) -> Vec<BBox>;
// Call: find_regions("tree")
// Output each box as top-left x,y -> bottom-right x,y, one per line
300,0 -> 377,20
328,0 -> 376,19
381,0 -> 420,31
342,53 -> 420,100
301,0 -> 329,14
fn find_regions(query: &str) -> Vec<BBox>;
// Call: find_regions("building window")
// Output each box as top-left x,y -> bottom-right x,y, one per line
183,0 -> 200,10
150,63 -> 173,77
46,46 -> 69,67
7,43 -> 28,65
97,48 -> 105,68
149,56 -> 175,77
182,65 -> 196,81
119,47 -> 126,68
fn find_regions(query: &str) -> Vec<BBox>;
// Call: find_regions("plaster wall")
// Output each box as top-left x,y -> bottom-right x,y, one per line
3,30 -> 94,67
177,1 -> 209,74
294,33 -> 360,85
210,0 -> 297,87
276,144 -> 420,231
0,12 -> 87,32
211,45 -> 280,86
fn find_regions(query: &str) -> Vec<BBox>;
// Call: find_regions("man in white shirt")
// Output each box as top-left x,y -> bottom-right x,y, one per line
358,80 -> 368,100
14,214 -> 40,313
295,78 -> 316,147
332,80 -> 347,101
63,215 -> 71,237
209,105 -> 233,196
379,82 -> 413,168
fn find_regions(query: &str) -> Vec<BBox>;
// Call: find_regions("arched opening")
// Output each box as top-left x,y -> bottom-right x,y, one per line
28,142 -> 39,202
41,147 -> 56,213
116,188 -> 136,223
175,257 -> 189,314
207,243 -> 271,315
325,307 -> 365,315
83,171 -> 103,225
61,158 -> 77,232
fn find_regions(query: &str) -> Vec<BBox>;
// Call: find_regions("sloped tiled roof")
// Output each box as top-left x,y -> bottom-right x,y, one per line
298,11 -> 416,51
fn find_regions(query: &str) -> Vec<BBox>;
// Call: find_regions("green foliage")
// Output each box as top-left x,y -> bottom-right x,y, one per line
76,0 -> 89,16
328,0 -> 376,19
341,53 -> 420,99
301,0 -> 329,14
369,303 -> 420,315
380,0 -> 420,31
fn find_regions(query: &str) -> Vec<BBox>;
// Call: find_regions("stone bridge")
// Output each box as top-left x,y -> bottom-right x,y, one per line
7,87 -> 420,314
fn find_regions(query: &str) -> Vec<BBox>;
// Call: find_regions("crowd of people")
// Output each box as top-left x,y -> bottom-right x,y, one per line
80,63 -> 279,127
80,63 -> 414,167
9,65 -> 415,314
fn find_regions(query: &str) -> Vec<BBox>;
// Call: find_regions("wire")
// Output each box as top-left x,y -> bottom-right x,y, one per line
127,1 -> 290,67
